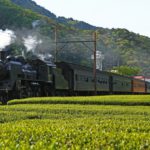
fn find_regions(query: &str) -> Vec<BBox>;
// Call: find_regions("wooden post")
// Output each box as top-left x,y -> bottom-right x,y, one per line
93,32 -> 97,95
55,26 -> 57,62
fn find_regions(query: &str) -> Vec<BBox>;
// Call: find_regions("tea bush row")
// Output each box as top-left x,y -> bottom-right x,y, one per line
7,95 -> 150,106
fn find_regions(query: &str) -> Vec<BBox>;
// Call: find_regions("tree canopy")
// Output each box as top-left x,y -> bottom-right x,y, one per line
111,66 -> 141,76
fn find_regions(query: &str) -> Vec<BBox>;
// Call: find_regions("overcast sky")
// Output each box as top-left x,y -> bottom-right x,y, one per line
34,0 -> 149,37
34,0 -> 150,37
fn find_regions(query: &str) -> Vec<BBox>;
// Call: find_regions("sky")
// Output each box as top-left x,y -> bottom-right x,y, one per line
32,0 -> 150,37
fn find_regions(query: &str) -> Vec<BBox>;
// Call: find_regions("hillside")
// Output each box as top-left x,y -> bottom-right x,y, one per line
1,0 -> 150,75
11,0 -> 97,30
11,0 -> 56,20
0,0 -> 40,29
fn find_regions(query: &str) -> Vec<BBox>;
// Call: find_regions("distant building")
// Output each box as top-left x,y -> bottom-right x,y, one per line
133,76 -> 150,82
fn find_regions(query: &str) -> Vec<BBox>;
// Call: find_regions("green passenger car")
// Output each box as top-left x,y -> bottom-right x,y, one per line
56,62 -> 110,94
111,74 -> 132,93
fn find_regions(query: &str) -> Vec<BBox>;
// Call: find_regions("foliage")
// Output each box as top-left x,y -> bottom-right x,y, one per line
0,0 -> 40,28
0,118 -> 150,149
11,0 -> 57,19
11,0 -> 97,30
5,43 -> 25,56
97,28 -> 150,75
8,95 -> 150,106
111,65 -> 141,76
1,96 -> 150,149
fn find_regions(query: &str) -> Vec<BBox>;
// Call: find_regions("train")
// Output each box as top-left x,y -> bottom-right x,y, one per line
0,49 -> 150,104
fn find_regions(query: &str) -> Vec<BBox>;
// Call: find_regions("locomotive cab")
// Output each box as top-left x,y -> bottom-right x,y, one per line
28,58 -> 55,83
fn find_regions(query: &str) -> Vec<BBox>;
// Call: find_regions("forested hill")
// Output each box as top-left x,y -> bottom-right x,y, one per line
1,0 -> 150,76
11,0 -> 56,19
11,0 -> 97,30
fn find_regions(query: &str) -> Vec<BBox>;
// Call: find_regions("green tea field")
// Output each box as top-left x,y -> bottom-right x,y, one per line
0,95 -> 150,149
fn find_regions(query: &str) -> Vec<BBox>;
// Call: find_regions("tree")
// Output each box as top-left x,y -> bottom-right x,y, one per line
111,66 -> 141,76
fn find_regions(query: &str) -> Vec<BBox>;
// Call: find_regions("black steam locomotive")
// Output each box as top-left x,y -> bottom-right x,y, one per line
0,50 -> 69,104
0,49 -> 150,104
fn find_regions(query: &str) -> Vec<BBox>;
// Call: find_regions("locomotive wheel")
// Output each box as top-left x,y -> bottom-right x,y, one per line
43,86 -> 50,96
26,86 -> 33,97
34,87 -> 41,97
19,82 -> 35,98
0,95 -> 7,105
50,89 -> 55,96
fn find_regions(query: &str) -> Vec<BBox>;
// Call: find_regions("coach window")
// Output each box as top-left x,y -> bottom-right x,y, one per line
80,75 -> 85,82
75,74 -> 78,81
89,77 -> 93,82
85,77 -> 88,82
113,81 -> 117,85
49,67 -> 52,74
82,76 -> 85,81
79,75 -> 82,81
78,75 -> 81,81
83,76 -> 86,82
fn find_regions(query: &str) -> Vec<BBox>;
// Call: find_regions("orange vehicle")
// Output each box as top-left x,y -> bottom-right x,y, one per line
132,78 -> 146,93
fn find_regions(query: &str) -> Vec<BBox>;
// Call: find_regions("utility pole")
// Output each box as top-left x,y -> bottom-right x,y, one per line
55,31 -> 97,95
54,25 -> 58,62
93,32 -> 97,95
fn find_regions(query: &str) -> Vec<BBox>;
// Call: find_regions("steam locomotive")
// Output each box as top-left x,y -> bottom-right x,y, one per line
0,49 -> 150,104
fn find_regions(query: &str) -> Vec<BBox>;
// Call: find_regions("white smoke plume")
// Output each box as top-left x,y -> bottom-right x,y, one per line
0,29 -> 16,50
0,28 -> 54,59
23,35 -> 42,52
38,53 -> 53,62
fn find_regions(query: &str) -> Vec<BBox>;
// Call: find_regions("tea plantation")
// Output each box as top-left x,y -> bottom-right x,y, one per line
0,95 -> 150,149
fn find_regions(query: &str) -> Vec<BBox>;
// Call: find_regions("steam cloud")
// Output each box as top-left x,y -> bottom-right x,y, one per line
14,28 -> 54,55
0,29 -> 16,50
23,35 -> 42,52
0,27 -> 54,57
